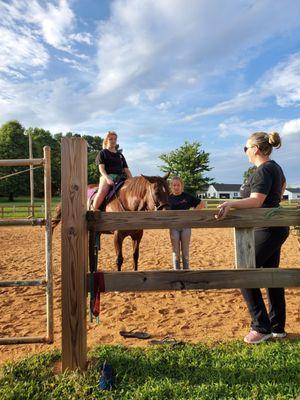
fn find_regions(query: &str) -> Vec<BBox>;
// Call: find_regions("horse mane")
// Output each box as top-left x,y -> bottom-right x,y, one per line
123,176 -> 149,198
124,175 -> 169,198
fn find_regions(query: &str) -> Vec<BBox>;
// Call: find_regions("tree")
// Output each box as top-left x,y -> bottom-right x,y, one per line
159,141 -> 213,194
26,127 -> 61,196
243,166 -> 257,183
83,135 -> 103,184
0,120 -> 28,200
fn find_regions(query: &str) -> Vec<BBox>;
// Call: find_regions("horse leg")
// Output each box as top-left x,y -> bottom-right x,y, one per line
132,230 -> 143,271
114,231 -> 124,271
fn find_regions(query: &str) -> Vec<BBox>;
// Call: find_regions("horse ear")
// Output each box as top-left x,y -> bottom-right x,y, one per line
163,172 -> 171,180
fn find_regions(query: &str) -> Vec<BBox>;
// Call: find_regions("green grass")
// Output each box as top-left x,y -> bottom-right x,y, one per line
0,341 -> 299,399
0,196 -> 60,218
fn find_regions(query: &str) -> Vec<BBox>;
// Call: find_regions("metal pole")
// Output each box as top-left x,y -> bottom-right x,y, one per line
43,146 -> 53,344
29,133 -> 34,217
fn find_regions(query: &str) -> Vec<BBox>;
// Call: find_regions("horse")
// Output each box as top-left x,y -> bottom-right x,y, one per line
52,174 -> 170,271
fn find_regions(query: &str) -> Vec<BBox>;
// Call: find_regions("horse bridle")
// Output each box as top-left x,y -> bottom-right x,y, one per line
148,184 -> 170,211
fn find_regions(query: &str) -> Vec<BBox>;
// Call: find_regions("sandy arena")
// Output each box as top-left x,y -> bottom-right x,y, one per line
0,225 -> 299,365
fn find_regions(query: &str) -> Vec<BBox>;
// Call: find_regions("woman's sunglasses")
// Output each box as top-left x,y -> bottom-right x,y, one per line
244,145 -> 257,153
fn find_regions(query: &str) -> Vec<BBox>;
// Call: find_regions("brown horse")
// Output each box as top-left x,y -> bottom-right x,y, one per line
52,175 -> 170,271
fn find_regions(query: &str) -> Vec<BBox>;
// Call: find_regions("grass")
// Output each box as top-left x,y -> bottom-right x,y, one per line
0,196 -> 60,218
0,197 -> 297,218
0,341 -> 299,399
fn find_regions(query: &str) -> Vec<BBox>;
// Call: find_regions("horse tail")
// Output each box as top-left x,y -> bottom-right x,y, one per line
52,203 -> 61,232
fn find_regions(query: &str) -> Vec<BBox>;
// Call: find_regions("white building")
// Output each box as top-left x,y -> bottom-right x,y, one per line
206,184 -> 241,199
283,188 -> 300,201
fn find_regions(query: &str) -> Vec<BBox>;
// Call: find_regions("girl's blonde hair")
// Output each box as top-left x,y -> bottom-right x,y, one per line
170,176 -> 184,193
103,131 -> 118,149
249,131 -> 281,156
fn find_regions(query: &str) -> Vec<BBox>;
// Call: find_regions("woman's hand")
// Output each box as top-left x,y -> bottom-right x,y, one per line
215,202 -> 231,220
106,177 -> 114,186
198,200 -> 207,209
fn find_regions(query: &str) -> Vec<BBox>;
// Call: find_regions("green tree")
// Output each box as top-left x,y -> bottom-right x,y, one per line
83,135 -> 103,184
0,120 -> 28,200
159,141 -> 213,194
243,166 -> 257,183
26,127 -> 61,196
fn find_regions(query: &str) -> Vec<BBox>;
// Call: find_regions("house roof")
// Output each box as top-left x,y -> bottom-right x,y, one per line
210,183 -> 241,192
285,188 -> 300,193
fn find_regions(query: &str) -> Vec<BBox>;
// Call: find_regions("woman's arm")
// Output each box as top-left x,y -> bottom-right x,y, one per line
195,200 -> 207,209
215,192 -> 267,220
123,168 -> 132,178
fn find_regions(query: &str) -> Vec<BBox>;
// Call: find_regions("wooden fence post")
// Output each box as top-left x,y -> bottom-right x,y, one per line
234,228 -> 256,269
61,138 -> 88,372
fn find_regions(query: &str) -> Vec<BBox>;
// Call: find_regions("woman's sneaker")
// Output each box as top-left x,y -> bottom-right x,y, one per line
244,330 -> 272,344
272,332 -> 287,338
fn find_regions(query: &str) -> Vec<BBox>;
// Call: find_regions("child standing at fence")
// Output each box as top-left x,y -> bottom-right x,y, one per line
169,176 -> 206,270
216,131 -> 289,344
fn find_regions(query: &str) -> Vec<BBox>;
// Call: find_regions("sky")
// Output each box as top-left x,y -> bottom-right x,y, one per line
1,0 -> 300,185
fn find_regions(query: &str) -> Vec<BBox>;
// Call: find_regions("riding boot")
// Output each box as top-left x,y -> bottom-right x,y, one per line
172,254 -> 180,270
182,257 -> 189,270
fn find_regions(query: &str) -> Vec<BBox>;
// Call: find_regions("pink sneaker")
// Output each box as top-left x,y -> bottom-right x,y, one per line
244,330 -> 272,344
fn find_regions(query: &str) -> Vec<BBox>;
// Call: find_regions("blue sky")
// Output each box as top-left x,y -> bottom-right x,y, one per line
1,0 -> 300,185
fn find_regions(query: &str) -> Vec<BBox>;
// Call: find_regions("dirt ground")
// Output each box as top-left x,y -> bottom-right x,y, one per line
0,225 -> 299,365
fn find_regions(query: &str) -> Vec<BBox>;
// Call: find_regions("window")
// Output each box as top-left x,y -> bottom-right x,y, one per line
234,192 -> 238,197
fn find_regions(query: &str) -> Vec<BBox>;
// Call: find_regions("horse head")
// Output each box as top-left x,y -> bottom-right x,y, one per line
141,174 -> 170,210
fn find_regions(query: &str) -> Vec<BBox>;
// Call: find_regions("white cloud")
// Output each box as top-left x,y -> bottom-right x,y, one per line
69,32 -> 93,45
184,89 -> 263,120
0,0 -> 91,80
218,117 -> 282,138
0,21 -> 48,77
210,116 -> 300,184
25,0 -> 75,51
122,141 -> 163,176
94,0 -> 300,103
282,118 -> 300,136
184,52 -> 300,119
261,53 -> 300,107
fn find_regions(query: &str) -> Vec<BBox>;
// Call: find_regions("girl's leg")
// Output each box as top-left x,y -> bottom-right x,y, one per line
92,177 -> 111,210
169,229 -> 181,270
180,228 -> 191,269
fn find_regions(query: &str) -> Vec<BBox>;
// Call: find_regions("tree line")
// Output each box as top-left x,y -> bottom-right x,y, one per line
0,120 -> 214,200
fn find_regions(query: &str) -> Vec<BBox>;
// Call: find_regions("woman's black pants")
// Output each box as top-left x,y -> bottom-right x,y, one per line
240,226 -> 290,334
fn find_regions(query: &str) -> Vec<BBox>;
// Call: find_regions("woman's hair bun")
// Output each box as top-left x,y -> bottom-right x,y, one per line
268,132 -> 281,148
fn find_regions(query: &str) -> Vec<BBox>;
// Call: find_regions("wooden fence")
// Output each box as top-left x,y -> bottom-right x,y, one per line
61,138 -> 300,372
0,148 -> 53,345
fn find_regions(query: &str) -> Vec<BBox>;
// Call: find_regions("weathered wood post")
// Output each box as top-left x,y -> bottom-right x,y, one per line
234,227 -> 256,269
61,137 -> 88,371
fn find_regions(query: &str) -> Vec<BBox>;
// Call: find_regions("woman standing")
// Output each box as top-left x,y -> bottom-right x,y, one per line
92,131 -> 132,210
216,132 -> 289,344
169,176 -> 206,270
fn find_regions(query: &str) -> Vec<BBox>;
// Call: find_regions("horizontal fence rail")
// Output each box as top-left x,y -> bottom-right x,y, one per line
87,208 -> 300,231
0,337 -> 50,345
0,280 -> 46,288
0,218 -> 46,226
0,158 -> 44,167
87,269 -> 300,292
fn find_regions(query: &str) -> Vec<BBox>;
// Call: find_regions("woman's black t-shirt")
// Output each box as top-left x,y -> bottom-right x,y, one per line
169,192 -> 201,210
240,160 -> 285,208
95,149 -> 128,175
